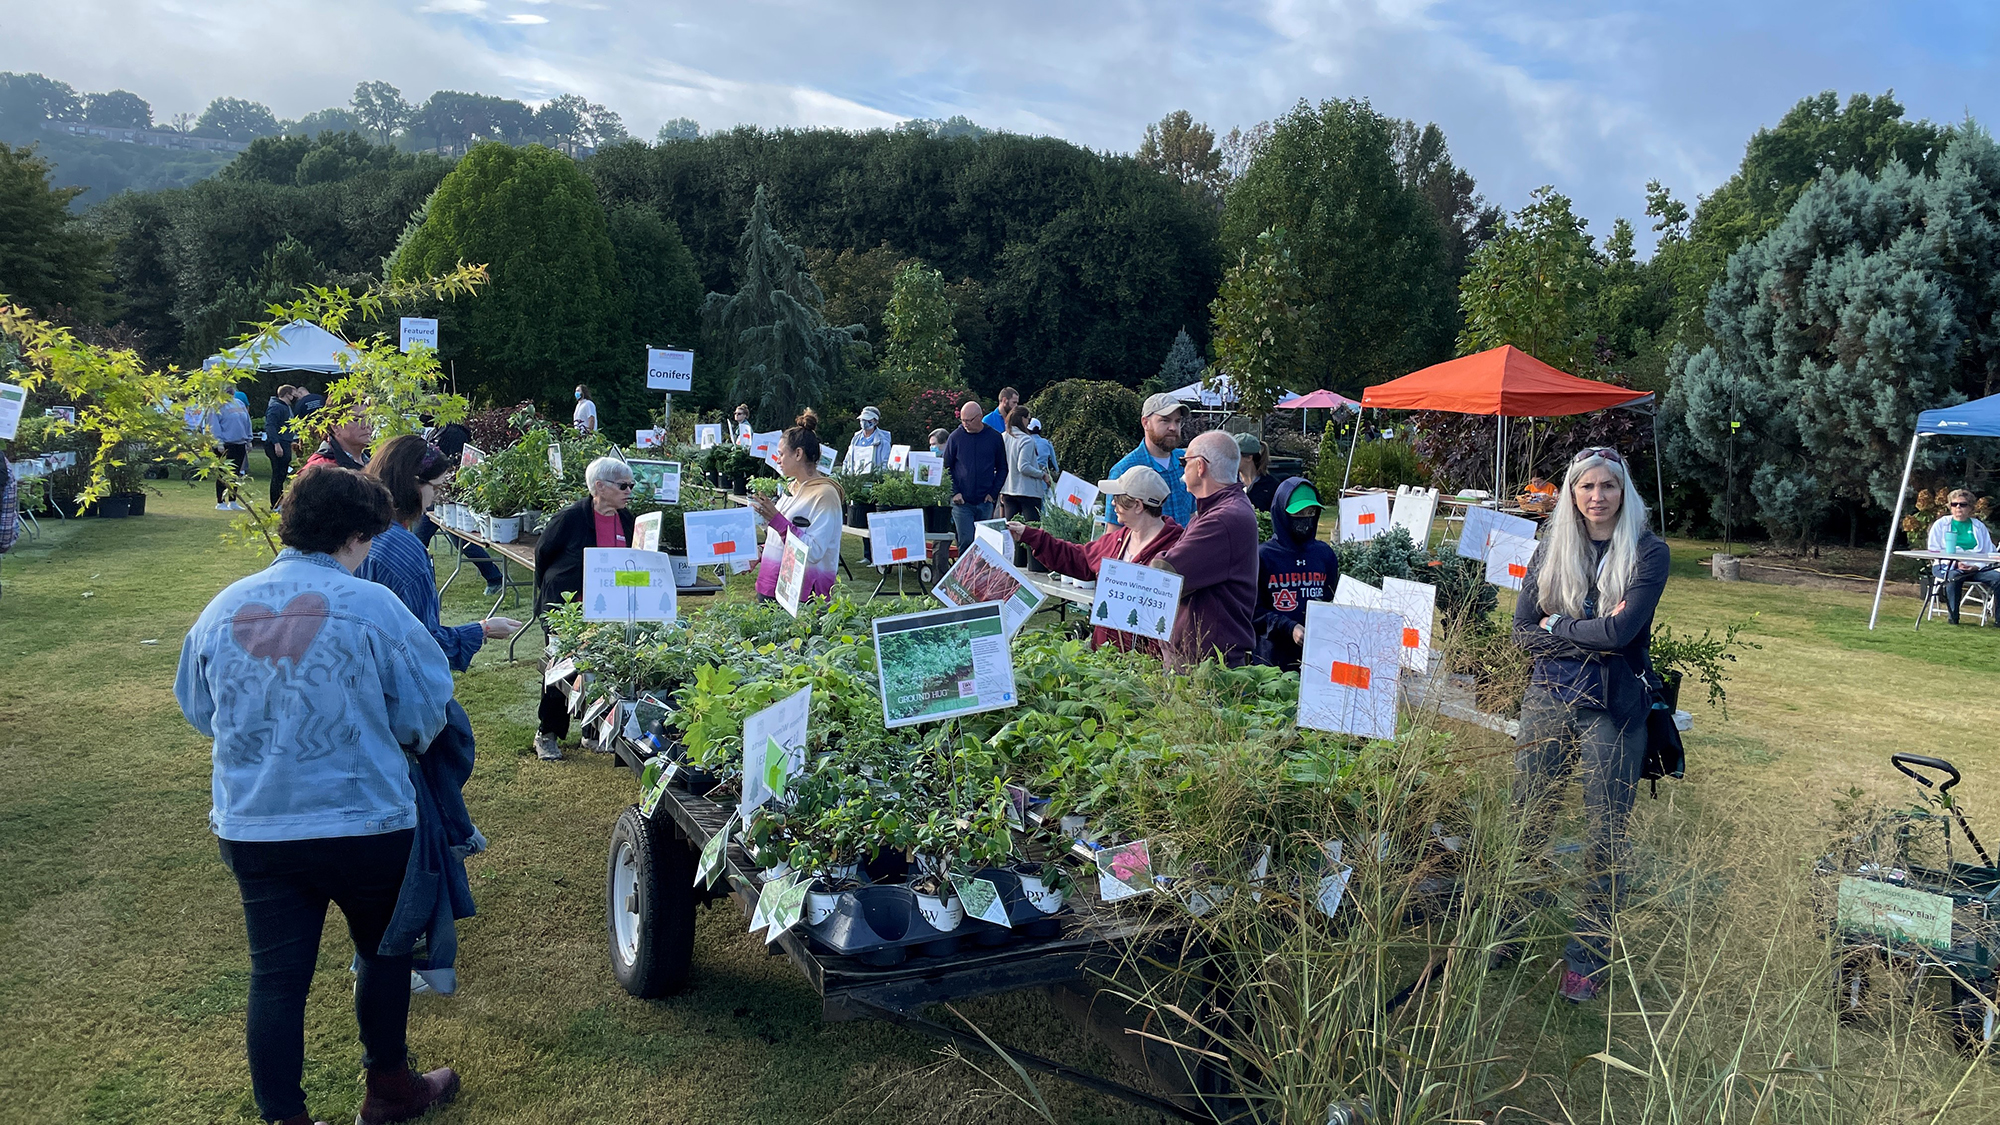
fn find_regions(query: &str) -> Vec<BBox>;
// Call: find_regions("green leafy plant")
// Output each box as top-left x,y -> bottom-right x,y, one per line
1031,505 -> 1095,545
1650,616 -> 1760,715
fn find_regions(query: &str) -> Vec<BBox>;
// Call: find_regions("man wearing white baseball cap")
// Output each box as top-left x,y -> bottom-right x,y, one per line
844,405 -> 893,472
1104,392 -> 1193,526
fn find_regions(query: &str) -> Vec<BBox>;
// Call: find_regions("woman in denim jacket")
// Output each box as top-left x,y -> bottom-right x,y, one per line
175,467 -> 462,1125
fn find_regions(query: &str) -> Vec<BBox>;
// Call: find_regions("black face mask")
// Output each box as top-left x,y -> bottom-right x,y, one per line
1288,513 -> 1320,542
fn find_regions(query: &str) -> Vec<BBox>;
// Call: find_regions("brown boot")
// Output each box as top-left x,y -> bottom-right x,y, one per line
355,1063 -> 460,1124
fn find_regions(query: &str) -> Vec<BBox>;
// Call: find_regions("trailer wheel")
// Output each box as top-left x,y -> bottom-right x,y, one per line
917,560 -> 936,586
607,805 -> 696,998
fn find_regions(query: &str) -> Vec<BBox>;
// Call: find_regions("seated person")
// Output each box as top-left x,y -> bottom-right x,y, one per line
1928,489 -> 1999,625
1518,474 -> 1559,514
1253,478 -> 1339,671
1009,465 -> 1183,655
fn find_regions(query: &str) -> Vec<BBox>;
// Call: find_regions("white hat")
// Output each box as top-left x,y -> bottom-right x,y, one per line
857,406 -> 881,423
1027,417 -> 1043,433
1098,465 -> 1170,505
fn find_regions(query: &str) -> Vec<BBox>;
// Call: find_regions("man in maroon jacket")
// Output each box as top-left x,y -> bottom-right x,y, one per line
1152,429 -> 1259,667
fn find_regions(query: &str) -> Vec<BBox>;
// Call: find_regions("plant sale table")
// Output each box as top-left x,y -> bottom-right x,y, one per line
600,750 -> 1217,1122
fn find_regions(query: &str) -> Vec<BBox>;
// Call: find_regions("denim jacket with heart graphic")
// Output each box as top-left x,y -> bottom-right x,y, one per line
175,549 -> 457,842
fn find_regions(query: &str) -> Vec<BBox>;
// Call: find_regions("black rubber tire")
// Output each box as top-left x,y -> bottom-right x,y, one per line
607,805 -> 697,998
917,560 -> 936,586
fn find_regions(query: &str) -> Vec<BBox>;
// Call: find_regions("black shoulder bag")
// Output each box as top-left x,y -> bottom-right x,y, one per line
1634,662 -> 1684,797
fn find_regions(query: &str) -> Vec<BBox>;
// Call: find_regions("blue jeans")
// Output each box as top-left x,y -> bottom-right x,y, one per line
952,500 -> 994,552
417,514 -> 503,586
1942,566 -> 2000,623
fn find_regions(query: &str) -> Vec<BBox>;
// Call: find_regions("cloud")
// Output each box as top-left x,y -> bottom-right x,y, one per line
503,13 -> 547,23
418,0 -> 487,12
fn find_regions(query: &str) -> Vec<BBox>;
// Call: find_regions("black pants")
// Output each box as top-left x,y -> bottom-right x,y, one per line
1001,494 -> 1043,521
217,442 -> 250,503
416,514 -> 503,586
267,444 -> 292,506
219,830 -> 415,1122
540,683 -> 570,739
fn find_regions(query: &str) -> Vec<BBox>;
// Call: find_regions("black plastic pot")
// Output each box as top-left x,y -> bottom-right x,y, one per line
922,504 -> 952,534
115,491 -> 147,516
728,472 -> 749,496
88,494 -> 131,519
1659,670 -> 1683,712
861,848 -> 908,884
1015,541 -> 1046,573
846,500 -> 876,528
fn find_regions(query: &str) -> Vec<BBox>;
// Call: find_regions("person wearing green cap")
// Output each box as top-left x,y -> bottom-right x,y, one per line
1252,476 -> 1339,671
1235,432 -> 1278,514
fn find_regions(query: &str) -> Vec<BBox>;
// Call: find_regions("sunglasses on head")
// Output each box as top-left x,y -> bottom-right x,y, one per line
1573,447 -> 1625,466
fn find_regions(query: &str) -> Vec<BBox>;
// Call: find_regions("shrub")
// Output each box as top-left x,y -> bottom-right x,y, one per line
1026,379 -> 1140,482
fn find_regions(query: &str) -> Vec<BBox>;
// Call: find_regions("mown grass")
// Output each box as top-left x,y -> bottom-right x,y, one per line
2,466 -> 1996,1123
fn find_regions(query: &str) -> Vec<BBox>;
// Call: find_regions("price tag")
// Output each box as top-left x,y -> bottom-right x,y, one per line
950,873 -> 1010,927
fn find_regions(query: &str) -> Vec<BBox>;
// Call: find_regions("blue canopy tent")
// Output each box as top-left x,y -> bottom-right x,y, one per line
1868,392 -> 2000,629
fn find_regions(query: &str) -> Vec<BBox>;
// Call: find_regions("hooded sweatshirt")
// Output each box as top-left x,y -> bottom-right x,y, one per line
756,474 -> 847,601
1253,477 -> 1339,671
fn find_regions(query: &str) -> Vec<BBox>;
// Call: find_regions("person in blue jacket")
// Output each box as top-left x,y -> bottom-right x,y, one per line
1252,477 -> 1338,671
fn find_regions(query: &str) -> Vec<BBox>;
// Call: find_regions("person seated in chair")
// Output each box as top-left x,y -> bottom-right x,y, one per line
1928,489 -> 1999,625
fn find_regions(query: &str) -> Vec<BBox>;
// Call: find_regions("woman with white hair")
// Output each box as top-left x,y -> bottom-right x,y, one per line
1926,488 -> 1998,625
1510,446 -> 1672,1004
530,456 -> 636,761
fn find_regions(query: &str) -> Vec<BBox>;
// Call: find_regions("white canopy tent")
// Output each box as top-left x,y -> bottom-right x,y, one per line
1166,376 -> 1300,411
203,320 -> 358,375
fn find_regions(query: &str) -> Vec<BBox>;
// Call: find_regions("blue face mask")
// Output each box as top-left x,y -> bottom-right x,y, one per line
574,390 -> 584,400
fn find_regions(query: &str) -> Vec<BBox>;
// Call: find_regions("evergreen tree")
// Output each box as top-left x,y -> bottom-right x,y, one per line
1209,227 -> 1312,418
1155,327 -> 1204,391
0,141 -> 107,319
702,185 -> 863,427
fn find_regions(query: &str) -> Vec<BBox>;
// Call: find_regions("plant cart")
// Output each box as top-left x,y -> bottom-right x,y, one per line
602,737 -> 1226,1123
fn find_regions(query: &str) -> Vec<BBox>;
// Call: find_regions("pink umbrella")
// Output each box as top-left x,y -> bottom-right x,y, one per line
1275,389 -> 1360,411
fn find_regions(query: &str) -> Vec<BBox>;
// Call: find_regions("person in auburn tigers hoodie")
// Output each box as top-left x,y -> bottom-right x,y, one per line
1253,477 -> 1339,671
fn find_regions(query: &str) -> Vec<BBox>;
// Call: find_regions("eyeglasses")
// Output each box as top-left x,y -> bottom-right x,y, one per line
1949,501 -> 1971,508
607,480 -> 634,491
1112,495 -> 1145,509
1573,447 -> 1625,466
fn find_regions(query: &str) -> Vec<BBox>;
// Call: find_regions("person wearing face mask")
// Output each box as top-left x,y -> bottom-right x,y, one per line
927,429 -> 949,456
572,385 -> 598,435
844,405 -> 893,472
1251,478 -> 1338,671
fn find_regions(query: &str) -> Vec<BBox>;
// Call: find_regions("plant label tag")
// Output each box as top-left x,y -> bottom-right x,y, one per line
867,508 -> 927,568
580,693 -> 614,730
739,686 -> 811,819
640,761 -> 672,818
1339,491 -> 1391,542
774,533 -> 810,617
1090,557 -> 1182,642
1005,783 -> 1031,831
696,424 -> 723,449
1315,866 -> 1354,918
459,443 -> 485,468
1836,875 -> 1953,950
1484,531 -> 1537,591
951,874 -> 1010,927
748,871 -> 783,938
697,813 -> 735,889
548,443 -> 564,476
1297,601 -> 1402,741
632,511 -> 662,553
543,657 -> 577,687
763,874 -> 809,943
1050,471 -> 1098,517
1095,839 -> 1154,902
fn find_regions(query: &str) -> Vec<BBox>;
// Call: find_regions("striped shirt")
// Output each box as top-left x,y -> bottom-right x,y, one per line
359,522 -> 485,672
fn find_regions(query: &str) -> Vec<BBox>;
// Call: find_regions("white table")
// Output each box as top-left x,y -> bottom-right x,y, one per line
1896,549 -> 2000,629
1027,572 -> 1095,609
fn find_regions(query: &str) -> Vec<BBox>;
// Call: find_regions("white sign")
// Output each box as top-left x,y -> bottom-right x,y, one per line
1457,506 -> 1538,562
1332,575 -> 1382,609
774,532 -> 811,616
848,444 -> 877,474
1339,491 -> 1391,542
1378,576 -> 1437,672
740,686 -> 811,820
974,518 -> 1013,563
1050,472 -> 1099,518
695,423 -> 723,449
459,443 -> 485,469
872,603 -> 1019,729
887,444 -> 911,471
932,540 -> 1045,639
1389,486 -> 1438,545
632,511 -> 662,553
0,382 -> 26,441
908,452 -> 945,488
635,429 -> 665,449
547,443 -> 563,476
581,548 -> 679,623
1090,556 -> 1183,642
645,347 -> 694,393
1297,600 -> 1402,741
398,317 -> 438,353
751,430 -> 782,466
682,508 -> 761,565
1485,531 -> 1537,591
629,459 -> 681,503
867,508 -> 928,566
817,446 -> 837,474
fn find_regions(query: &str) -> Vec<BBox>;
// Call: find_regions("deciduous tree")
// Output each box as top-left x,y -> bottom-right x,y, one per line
83,90 -> 152,130
194,97 -> 281,142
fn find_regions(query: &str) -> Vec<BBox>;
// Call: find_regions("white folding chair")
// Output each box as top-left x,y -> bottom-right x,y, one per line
1922,569 -> 1996,628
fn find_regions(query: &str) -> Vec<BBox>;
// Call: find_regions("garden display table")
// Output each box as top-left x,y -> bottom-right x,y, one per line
601,743 -> 1213,1122
1025,572 -> 1094,622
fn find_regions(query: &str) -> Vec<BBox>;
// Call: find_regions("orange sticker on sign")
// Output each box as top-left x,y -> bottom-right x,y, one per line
1507,563 -> 1527,578
1067,495 -> 1081,506
1330,661 -> 1372,689
891,547 -> 909,561
714,540 -> 737,555
1358,512 -> 1377,525
1402,627 -> 1420,648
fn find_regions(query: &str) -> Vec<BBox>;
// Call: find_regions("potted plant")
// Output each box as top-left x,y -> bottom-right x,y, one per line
1649,618 -> 1759,715
108,445 -> 151,516
748,476 -> 786,501
908,810 -> 964,933
841,473 -> 880,527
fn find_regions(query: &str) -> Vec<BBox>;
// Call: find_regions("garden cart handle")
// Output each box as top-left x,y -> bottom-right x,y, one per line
1892,754 -> 1962,793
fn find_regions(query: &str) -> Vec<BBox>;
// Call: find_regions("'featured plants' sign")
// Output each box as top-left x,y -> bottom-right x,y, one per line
1090,557 -> 1182,642
871,603 -> 1019,729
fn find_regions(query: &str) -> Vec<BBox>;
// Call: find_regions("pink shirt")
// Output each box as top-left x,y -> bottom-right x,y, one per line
593,510 -> 627,548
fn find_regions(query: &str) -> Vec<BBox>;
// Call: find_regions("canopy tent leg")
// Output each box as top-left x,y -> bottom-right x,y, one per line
1341,409 -> 1364,492
1868,431 -> 1925,630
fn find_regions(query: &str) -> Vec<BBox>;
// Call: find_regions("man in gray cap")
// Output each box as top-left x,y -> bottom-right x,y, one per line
1105,391 -> 1193,525
844,405 -> 893,472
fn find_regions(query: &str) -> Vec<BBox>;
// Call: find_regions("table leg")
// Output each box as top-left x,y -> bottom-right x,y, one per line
438,532 -> 467,596
488,551 -> 512,619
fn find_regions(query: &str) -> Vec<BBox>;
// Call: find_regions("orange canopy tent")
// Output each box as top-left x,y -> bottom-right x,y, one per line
1350,345 -> 1662,517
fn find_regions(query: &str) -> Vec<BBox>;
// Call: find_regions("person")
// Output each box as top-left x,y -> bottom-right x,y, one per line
173,466 -> 462,1125
410,415 -> 503,596
265,386 -> 299,508
0,451 -> 18,558
1151,429 -> 1259,668
844,405 -> 893,472
1010,465 -> 1183,654
940,400 -> 1008,550
983,386 -> 1021,433
572,384 -> 598,435
733,403 -> 754,445
361,436 -> 523,667
1510,446 -> 1672,1004
1236,433 -> 1278,515
293,386 -> 326,420
1000,406 -> 1055,521
928,428 -> 949,457
1927,489 -> 1999,625
748,410 -> 847,604
1519,474 -> 1559,515
1252,478 -> 1337,671
306,413 -> 373,473
1106,393 -> 1194,526
209,394 -> 255,510
532,457 -> 637,761
425,414 -> 473,463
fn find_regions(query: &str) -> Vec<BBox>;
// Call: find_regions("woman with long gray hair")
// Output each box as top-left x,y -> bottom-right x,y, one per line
1509,446 -> 1671,1004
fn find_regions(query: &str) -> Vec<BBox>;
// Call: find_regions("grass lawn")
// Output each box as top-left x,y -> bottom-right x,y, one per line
2,464 -> 1997,1123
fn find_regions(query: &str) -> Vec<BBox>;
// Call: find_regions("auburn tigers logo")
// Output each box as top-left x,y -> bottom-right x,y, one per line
1272,589 -> 1300,612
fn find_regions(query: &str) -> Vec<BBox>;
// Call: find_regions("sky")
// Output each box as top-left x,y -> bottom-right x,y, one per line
6,0 -> 1996,254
